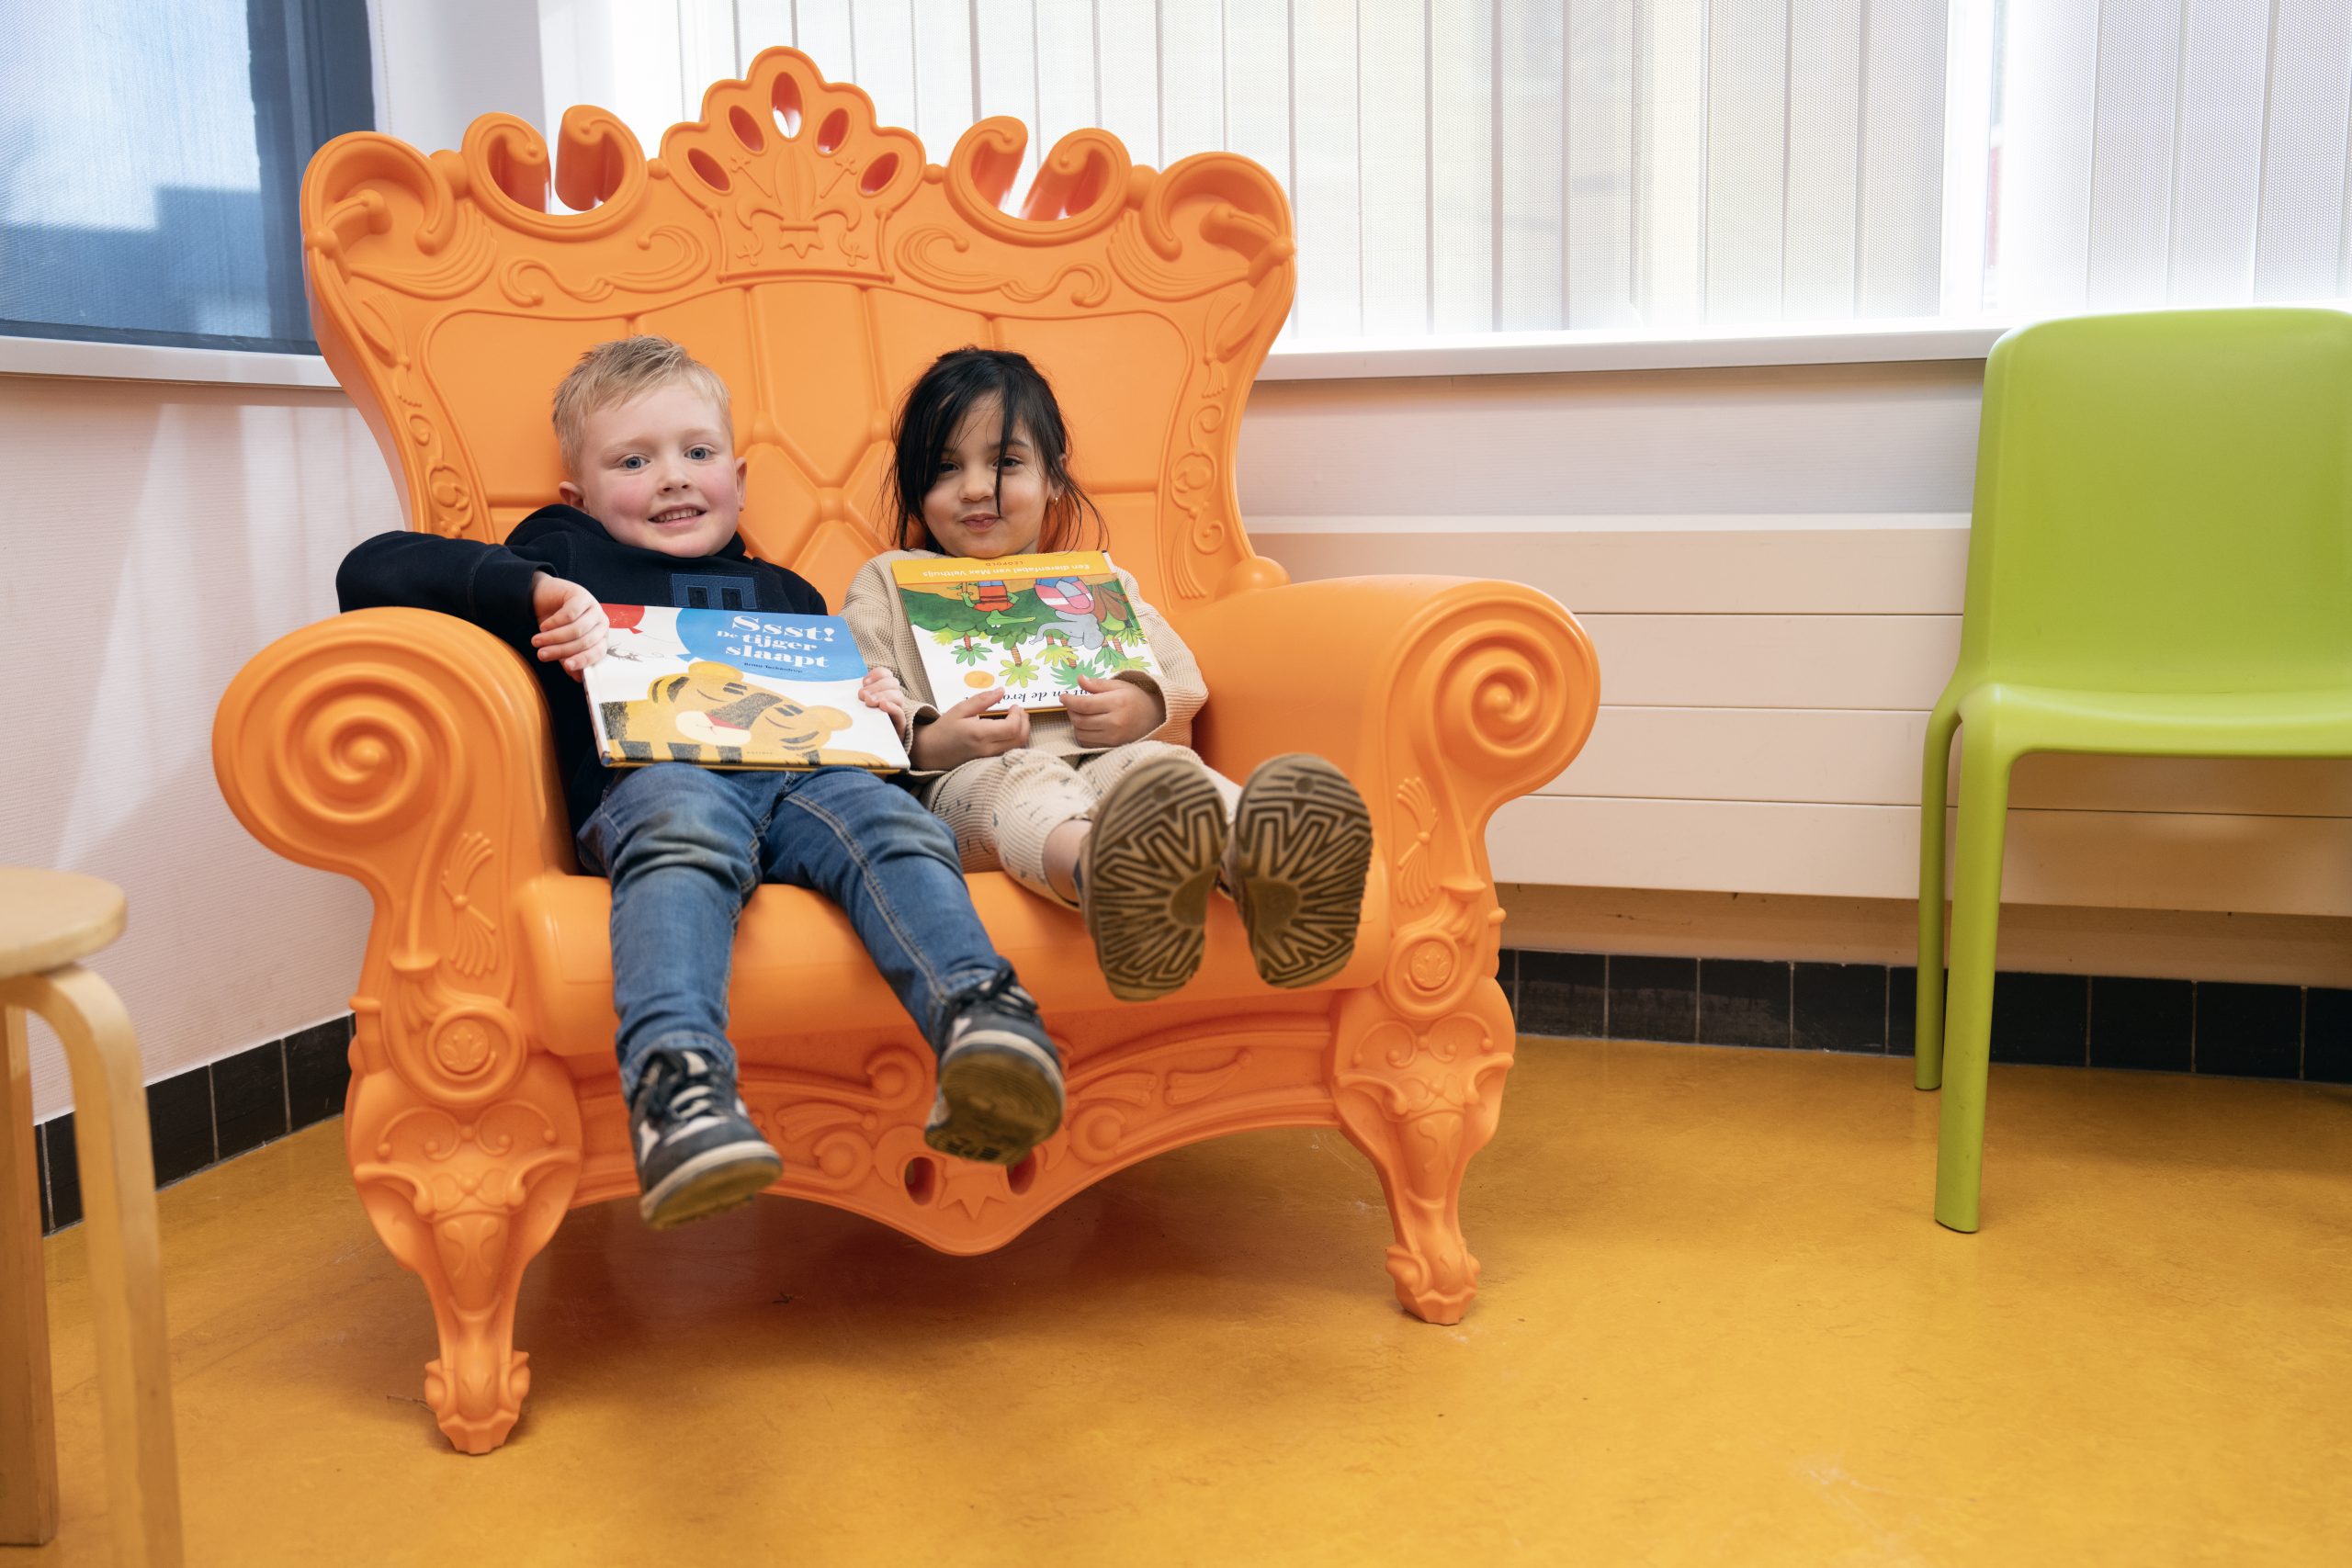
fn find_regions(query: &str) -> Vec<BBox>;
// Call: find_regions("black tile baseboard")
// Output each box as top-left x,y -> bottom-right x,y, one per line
1793,963 -> 1889,1054
1519,950 -> 1605,1039
44,1113 -> 80,1232
38,1015 -> 352,1236
1506,950 -> 2351,1089
212,1038 -> 290,1161
145,1069 -> 217,1188
285,1018 -> 356,1130
1608,955 -> 1698,1043
1887,967 -> 1924,1056
2307,989 -> 2352,1084
1698,960 -> 1792,1048
2193,984 -> 2301,1079
1990,972 -> 2088,1067
2089,977 -> 2193,1073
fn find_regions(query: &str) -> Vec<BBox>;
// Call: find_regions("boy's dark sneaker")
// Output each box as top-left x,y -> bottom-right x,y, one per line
1226,754 -> 1374,989
629,1047 -> 783,1228
1080,752 -> 1229,1001
925,976 -> 1064,1166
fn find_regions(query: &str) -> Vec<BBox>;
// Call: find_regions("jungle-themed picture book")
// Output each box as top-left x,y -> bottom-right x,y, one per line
586,605 -> 908,772
891,551 -> 1163,713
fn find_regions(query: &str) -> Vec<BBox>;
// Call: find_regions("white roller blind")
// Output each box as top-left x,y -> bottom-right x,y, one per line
537,0 -> 2352,343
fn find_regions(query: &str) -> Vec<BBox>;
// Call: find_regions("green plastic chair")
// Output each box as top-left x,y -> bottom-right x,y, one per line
1917,307 -> 2352,1232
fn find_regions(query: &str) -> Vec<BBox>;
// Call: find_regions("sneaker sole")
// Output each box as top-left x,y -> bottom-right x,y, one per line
638,1140 -> 784,1229
926,1046 -> 1063,1166
1083,754 -> 1229,1002
1231,754 -> 1374,989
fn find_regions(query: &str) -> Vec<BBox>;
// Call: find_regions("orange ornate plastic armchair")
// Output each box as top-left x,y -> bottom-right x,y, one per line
212,50 -> 1598,1453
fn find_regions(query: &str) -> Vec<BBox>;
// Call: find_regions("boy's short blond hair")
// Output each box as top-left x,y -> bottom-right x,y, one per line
551,335 -> 733,475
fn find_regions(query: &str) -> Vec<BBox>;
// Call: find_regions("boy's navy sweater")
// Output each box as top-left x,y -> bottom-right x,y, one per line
336,504 -> 828,836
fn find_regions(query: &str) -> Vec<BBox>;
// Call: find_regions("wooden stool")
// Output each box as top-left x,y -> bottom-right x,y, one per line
1,870 -> 182,1566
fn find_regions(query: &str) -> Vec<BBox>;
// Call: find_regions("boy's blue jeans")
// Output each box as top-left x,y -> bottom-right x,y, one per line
575,762 -> 1014,1099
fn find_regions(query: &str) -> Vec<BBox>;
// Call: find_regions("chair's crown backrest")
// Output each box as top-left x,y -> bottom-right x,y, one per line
300,48 -> 1295,615
1961,307 -> 2352,694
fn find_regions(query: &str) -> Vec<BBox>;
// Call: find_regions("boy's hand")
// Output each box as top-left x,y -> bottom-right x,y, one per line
1063,674 -> 1162,749
910,688 -> 1030,770
530,572 -> 608,680
859,667 -> 908,724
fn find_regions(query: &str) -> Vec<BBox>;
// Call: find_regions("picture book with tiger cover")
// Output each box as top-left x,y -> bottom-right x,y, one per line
891,551 -> 1165,713
586,605 -> 908,772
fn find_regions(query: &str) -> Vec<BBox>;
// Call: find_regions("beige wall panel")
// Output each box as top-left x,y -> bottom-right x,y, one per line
1492,795 -> 2352,918
1250,514 -> 1973,615
1574,614 -> 1961,710
1234,361 -> 1985,517
1557,706 -> 1932,803
1558,705 -> 2352,816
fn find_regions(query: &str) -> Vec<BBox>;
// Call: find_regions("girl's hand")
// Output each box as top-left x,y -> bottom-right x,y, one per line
1062,675 -> 1162,749
530,572 -> 608,680
910,688 -> 1031,769
859,667 -> 908,724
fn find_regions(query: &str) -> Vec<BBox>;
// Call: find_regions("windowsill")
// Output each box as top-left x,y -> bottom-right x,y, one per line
0,316 -> 2013,393
0,334 -> 339,389
1258,317 -> 2012,379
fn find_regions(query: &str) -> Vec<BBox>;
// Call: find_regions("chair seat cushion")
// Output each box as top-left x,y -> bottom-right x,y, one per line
1957,680 -> 2352,754
513,864 -> 1393,1063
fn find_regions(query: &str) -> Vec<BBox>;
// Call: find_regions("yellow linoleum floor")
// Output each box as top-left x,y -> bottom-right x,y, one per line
13,1038 -> 2351,1567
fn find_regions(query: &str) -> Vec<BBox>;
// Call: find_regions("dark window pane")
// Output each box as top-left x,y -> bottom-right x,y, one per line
0,1 -> 373,351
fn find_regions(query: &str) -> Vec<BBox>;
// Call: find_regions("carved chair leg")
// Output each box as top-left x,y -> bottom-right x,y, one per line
348,1055 -> 582,1454
1332,987 -> 1515,1327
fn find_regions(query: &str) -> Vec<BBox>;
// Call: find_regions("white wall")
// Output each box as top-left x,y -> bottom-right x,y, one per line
1242,362 -> 2352,980
0,378 -> 398,1119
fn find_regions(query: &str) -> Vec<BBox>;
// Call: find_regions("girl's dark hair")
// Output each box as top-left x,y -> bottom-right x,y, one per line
885,347 -> 1102,553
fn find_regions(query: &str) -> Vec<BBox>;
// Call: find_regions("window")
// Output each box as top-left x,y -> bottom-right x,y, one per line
1989,0 -> 2352,318
551,1 -> 2352,344
0,0 -> 374,354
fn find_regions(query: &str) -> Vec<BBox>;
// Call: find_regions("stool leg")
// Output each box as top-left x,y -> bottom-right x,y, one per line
1,1001 -> 59,1545
4,967 -> 182,1568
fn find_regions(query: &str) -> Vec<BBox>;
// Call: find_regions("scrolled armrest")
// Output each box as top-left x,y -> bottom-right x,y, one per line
1186,573 -> 1599,838
213,607 -> 573,897
213,608 -> 576,1108
1188,572 -> 1594,1013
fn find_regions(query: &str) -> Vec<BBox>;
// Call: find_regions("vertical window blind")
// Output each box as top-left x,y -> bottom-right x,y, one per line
534,1 -> 2352,344
1994,0 -> 2352,319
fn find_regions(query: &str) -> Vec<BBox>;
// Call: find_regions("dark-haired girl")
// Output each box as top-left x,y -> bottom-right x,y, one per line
843,347 -> 1373,1005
